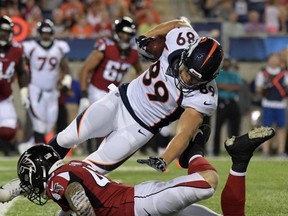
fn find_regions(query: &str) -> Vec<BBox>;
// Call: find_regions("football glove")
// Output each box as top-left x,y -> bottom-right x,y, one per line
135,35 -> 157,62
137,156 -> 167,172
20,87 -> 30,109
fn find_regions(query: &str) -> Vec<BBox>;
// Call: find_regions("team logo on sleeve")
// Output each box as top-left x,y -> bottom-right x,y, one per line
50,181 -> 65,200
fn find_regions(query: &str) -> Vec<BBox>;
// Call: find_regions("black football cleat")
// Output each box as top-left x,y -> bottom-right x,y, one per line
225,126 -> 275,163
178,124 -> 211,169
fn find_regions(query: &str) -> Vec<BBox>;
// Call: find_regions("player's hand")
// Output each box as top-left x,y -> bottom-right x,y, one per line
135,35 -> 157,62
55,210 -> 77,216
137,156 -> 166,172
78,97 -> 90,115
20,87 -> 30,109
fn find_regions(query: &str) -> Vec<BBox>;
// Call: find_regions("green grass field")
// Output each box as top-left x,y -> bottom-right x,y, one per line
0,155 -> 288,216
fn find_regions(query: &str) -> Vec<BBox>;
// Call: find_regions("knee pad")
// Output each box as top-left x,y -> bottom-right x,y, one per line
0,127 -> 16,141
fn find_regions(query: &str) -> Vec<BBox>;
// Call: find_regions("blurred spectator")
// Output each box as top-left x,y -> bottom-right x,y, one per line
264,0 -> 283,34
215,0 -> 234,21
71,12 -> 94,38
130,0 -> 160,26
0,1 -> 20,17
94,10 -> 113,37
52,8 -> 70,38
21,0 -> 42,21
213,58 -> 242,156
248,0 -> 266,21
232,60 -> 252,116
222,11 -> 245,54
39,0 -> 62,19
279,48 -> 288,69
138,10 -> 158,35
198,0 -> 220,18
21,0 -> 43,37
243,10 -> 267,35
60,0 -> 85,30
255,53 -> 288,159
108,0 -> 131,20
233,0 -> 248,23
86,0 -> 105,28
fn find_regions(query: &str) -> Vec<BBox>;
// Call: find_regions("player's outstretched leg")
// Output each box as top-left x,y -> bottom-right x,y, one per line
178,124 -> 211,168
221,126 -> 275,216
224,126 -> 275,172
0,178 -> 25,203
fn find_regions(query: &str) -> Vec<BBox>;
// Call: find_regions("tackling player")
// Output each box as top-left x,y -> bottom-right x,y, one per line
0,16 -> 29,156
15,126 -> 275,216
22,19 -> 72,145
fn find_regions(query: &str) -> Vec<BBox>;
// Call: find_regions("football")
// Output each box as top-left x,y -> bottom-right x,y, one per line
146,35 -> 166,60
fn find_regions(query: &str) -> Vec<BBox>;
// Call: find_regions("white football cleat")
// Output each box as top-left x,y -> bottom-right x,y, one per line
0,178 -> 24,203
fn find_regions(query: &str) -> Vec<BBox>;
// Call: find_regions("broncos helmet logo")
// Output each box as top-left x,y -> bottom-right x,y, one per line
17,152 -> 37,175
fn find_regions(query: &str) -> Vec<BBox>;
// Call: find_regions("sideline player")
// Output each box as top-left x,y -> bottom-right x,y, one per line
0,15 -> 29,156
78,16 -> 142,114
78,16 -> 142,153
15,126 -> 275,216
22,19 -> 72,145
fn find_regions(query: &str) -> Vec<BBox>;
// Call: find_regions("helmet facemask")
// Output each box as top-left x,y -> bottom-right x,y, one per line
19,165 -> 49,206
39,32 -> 54,48
177,62 -> 211,94
114,31 -> 134,50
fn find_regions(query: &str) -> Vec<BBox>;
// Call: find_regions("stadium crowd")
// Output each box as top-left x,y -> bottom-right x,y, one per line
1,0 -> 288,39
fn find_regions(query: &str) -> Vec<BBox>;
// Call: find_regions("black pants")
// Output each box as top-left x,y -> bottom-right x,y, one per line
213,99 -> 241,156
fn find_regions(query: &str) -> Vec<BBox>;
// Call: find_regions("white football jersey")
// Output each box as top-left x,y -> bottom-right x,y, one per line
23,39 -> 70,90
120,27 -> 218,132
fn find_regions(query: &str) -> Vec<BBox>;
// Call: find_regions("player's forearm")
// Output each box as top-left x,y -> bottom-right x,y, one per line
16,58 -> 29,88
60,57 -> 71,75
143,19 -> 191,37
79,68 -> 91,92
161,108 -> 203,164
79,75 -> 88,92
65,182 -> 96,216
160,137 -> 189,165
